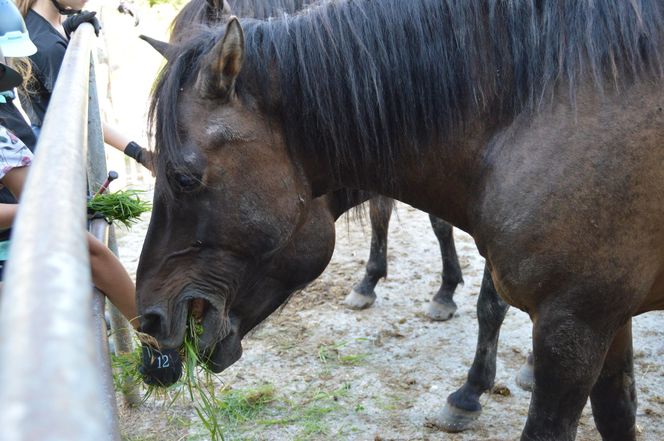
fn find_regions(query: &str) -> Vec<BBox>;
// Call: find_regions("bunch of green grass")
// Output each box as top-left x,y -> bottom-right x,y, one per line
177,321 -> 274,439
110,344 -> 143,396
113,318 -> 279,440
111,321 -> 226,441
180,317 -> 226,441
88,189 -> 151,228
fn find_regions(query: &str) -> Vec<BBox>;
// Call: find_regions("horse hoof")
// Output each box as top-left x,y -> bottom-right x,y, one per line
427,402 -> 480,433
516,361 -> 534,392
425,300 -> 457,321
343,289 -> 376,310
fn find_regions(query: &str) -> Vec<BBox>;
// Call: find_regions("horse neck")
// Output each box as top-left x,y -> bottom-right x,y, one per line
241,1 -> 504,230
248,0 -> 664,231
296,116 -> 497,234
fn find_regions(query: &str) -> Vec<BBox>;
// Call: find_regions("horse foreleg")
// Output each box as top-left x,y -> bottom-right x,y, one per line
344,196 -> 392,310
521,307 -> 618,441
425,215 -> 463,321
430,266 -> 509,432
589,319 -> 637,441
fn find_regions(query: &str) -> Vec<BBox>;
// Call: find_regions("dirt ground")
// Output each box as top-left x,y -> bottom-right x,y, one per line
113,193 -> 664,441
94,4 -> 664,440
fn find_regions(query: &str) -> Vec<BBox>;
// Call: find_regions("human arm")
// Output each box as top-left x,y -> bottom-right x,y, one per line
0,204 -> 18,229
103,122 -> 155,172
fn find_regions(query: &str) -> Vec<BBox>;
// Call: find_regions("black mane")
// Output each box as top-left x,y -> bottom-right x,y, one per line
228,0 -> 314,18
170,0 -> 317,42
152,0 -> 664,187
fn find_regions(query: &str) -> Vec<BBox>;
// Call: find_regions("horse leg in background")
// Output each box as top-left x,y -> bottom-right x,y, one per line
521,306 -> 621,441
589,319 -> 637,441
425,215 -> 463,320
429,266 -> 509,432
516,351 -> 535,391
344,196 -> 392,309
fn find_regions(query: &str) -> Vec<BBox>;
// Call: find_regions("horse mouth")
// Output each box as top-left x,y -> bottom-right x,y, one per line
185,295 -> 229,355
199,313 -> 243,372
152,287 -> 239,373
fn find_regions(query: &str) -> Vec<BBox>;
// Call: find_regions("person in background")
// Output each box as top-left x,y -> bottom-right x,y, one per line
0,0 -> 39,278
15,0 -> 154,171
0,0 -> 181,386
0,67 -> 33,284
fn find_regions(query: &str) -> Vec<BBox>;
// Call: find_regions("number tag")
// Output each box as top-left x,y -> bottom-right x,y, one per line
157,354 -> 170,369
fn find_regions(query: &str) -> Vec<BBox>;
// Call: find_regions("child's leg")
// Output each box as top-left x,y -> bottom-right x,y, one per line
87,232 -> 139,329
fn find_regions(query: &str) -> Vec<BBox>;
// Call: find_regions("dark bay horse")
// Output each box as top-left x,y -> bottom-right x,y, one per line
139,1 -> 664,439
142,0 -> 513,433
172,0 -> 464,320
345,197 -> 463,320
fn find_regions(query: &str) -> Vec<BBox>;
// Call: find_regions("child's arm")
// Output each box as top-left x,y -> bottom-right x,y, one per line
0,204 -> 18,229
102,122 -> 154,172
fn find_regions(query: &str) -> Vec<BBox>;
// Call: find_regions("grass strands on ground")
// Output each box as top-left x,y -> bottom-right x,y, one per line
317,339 -> 369,366
112,322 -> 360,440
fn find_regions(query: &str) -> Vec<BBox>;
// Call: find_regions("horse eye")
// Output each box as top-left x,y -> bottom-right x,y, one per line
173,172 -> 200,191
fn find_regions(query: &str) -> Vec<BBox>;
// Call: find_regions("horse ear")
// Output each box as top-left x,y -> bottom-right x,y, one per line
205,0 -> 232,20
222,0 -> 232,15
196,16 -> 245,99
139,35 -> 172,60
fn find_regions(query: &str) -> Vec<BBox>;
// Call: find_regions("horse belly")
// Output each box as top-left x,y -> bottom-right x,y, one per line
637,269 -> 664,314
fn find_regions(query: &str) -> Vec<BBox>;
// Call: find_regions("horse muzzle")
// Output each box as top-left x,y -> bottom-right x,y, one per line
139,285 -> 231,352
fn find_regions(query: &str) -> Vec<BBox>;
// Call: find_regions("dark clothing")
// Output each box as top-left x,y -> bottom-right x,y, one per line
21,10 -> 68,127
0,94 -> 37,151
1,11 -> 66,279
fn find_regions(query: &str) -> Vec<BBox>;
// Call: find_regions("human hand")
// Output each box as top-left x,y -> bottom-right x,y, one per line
63,11 -> 101,39
124,141 -> 156,174
139,345 -> 183,387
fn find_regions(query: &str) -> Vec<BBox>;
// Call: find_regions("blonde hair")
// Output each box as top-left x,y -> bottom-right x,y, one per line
14,0 -> 37,16
7,58 -> 34,93
10,0 -> 38,91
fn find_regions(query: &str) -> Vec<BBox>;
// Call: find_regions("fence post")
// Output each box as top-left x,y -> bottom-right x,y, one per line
87,54 -> 141,408
0,23 -> 119,440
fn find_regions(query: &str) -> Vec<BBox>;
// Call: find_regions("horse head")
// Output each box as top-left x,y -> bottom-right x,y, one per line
137,18 -> 329,371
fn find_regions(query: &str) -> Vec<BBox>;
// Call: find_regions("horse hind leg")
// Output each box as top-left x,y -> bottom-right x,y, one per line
589,319 -> 637,441
429,266 -> 509,432
426,215 -> 463,321
344,196 -> 392,310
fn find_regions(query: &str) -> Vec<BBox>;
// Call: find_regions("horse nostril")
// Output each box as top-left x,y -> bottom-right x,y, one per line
140,308 -> 167,337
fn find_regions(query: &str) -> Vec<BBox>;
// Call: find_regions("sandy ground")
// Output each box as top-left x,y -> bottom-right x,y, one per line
93,4 -> 664,440
114,195 -> 664,441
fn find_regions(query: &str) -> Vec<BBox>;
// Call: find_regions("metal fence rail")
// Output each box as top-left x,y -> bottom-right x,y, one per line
0,23 -> 121,440
87,52 -> 140,410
